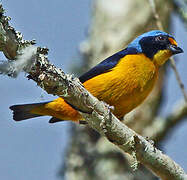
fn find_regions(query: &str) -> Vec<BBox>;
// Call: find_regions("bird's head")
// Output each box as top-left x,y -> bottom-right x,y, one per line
128,30 -> 183,66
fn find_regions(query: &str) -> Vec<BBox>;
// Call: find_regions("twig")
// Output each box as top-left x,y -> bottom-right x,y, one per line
149,0 -> 187,103
0,4 -> 186,180
169,59 -> 187,103
143,101 -> 187,142
172,0 -> 187,27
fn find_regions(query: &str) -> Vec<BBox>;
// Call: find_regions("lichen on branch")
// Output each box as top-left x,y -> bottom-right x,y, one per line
0,3 -> 186,180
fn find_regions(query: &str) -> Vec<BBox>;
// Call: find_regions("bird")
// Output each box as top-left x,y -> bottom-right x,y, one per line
10,30 -> 183,124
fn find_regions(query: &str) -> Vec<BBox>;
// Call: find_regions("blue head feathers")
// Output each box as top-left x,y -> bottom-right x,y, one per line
127,30 -> 174,53
79,30 -> 179,83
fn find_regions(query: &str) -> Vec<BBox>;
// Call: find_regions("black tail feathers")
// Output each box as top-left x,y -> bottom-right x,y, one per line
9,101 -> 78,124
9,102 -> 49,121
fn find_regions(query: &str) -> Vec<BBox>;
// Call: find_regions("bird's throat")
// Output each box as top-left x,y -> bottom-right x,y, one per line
152,49 -> 172,66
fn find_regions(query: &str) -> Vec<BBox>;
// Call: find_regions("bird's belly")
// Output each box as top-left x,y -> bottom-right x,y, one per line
89,75 -> 156,118
110,75 -> 157,118
84,55 -> 158,119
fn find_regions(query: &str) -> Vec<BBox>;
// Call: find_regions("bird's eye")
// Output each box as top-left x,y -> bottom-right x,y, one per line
155,35 -> 165,41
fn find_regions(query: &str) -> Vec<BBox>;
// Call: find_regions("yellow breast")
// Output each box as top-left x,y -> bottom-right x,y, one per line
83,54 -> 158,118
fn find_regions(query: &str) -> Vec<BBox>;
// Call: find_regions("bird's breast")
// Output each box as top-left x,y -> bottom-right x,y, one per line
84,54 -> 158,118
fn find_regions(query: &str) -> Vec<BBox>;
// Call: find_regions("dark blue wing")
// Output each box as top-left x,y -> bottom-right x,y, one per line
79,47 -> 138,83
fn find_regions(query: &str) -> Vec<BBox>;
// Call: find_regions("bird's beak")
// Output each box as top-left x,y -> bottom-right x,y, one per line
167,44 -> 183,55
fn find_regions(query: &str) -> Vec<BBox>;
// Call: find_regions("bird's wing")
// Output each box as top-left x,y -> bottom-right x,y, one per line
79,47 -> 138,83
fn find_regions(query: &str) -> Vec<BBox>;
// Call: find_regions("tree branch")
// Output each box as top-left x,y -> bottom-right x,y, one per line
0,4 -> 186,180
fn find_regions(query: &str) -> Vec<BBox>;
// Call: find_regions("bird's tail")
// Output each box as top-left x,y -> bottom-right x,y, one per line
9,102 -> 50,121
10,98 -> 83,123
